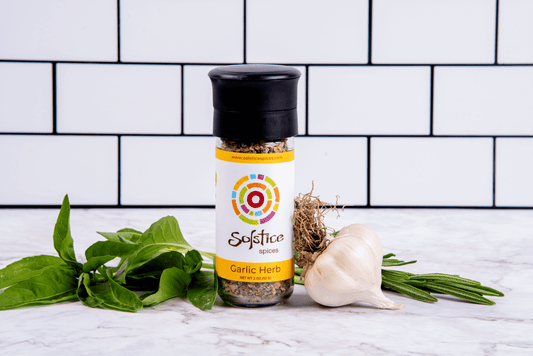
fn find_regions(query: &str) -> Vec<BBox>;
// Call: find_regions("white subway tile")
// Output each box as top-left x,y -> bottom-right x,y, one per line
0,135 -> 118,205
295,137 -> 367,206
0,62 -> 52,133
0,0 -> 117,61
295,66 -> 307,135
184,65 -> 217,135
496,138 -> 533,207
371,138 -> 493,206
308,66 -> 430,135
121,0 -> 243,63
372,0 -> 496,64
498,0 -> 533,63
57,64 -> 181,134
121,136 -> 215,205
184,65 -> 306,135
247,0 -> 368,64
434,66 -> 533,135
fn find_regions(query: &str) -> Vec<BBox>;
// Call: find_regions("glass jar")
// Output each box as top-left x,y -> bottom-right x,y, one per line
209,65 -> 301,307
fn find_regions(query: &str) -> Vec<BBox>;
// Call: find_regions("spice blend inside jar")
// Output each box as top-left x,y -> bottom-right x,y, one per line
209,64 -> 301,307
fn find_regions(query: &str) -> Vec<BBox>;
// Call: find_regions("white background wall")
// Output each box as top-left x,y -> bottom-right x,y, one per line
1,0 -> 532,208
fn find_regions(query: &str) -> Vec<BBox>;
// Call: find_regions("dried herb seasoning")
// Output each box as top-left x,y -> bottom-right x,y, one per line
209,64 -> 301,307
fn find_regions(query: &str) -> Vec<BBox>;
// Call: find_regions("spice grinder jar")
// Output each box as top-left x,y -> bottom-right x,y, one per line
209,64 -> 301,307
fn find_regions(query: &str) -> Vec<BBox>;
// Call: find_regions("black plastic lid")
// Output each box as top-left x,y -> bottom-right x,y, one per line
209,64 -> 301,141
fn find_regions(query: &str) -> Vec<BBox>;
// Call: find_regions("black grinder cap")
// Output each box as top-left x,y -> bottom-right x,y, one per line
208,64 -> 301,141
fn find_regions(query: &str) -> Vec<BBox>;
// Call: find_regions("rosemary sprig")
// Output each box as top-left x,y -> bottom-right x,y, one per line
423,282 -> 496,305
380,253 -> 504,305
408,273 -> 481,286
382,253 -> 417,267
382,276 -> 438,303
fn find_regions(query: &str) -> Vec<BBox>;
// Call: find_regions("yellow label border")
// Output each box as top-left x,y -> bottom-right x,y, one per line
216,148 -> 294,164
216,256 -> 294,282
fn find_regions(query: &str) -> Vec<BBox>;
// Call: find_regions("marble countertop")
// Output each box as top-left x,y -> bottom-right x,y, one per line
0,208 -> 532,356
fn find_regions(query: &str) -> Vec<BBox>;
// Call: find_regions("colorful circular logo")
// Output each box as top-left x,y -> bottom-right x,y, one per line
232,174 -> 279,225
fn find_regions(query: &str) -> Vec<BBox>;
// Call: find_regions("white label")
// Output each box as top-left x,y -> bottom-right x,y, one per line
215,148 -> 294,282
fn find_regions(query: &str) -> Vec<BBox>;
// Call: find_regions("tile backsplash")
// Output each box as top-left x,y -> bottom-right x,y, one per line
0,0 -> 531,208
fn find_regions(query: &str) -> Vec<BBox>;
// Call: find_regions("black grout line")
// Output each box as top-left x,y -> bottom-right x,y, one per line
3,132 -> 533,138
181,65 -> 185,135
0,60 -> 240,66
117,0 -> 121,62
368,0 -> 373,64
0,133 -> 213,137
52,62 -> 57,134
5,60 -> 533,66
495,0 -> 499,64
430,66 -> 434,136
243,0 -> 247,64
493,137 -> 497,207
367,137 -> 371,207
118,135 -> 122,206
305,65 -> 309,136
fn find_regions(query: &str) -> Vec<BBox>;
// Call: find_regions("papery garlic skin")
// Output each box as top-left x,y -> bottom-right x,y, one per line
304,224 -> 404,310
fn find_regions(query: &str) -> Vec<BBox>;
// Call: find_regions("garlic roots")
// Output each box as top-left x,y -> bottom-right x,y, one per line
304,224 -> 404,310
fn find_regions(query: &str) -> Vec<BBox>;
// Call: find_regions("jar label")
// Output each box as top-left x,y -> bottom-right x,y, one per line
215,148 -> 294,282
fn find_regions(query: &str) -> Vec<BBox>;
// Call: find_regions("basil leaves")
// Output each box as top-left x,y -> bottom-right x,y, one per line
0,195 -> 218,312
0,258 -> 79,310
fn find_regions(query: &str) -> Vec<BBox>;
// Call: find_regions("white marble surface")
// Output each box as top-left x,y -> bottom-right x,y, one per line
0,208 -> 532,356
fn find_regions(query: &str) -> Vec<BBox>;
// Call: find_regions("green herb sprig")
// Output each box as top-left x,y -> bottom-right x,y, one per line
0,195 -> 218,312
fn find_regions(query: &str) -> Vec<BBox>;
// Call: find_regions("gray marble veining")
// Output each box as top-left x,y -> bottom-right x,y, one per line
0,208 -> 532,355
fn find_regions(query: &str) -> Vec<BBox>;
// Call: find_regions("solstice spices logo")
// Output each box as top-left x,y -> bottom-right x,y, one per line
231,174 -> 280,225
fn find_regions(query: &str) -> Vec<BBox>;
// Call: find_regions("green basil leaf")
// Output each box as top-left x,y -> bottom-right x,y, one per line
140,216 -> 190,246
52,195 -> 82,270
117,228 -> 143,234
141,267 -> 192,307
184,250 -> 202,274
0,264 -> 79,311
97,231 -> 141,244
83,241 -> 140,273
77,268 -> 142,312
187,270 -> 218,311
128,251 -> 186,279
112,258 -> 132,285
115,243 -> 194,283
77,273 -> 101,308
110,217 -> 199,283
0,255 -> 65,289
26,290 -> 79,306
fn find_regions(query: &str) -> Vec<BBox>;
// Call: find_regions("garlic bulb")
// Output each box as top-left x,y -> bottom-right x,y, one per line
304,224 -> 404,309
